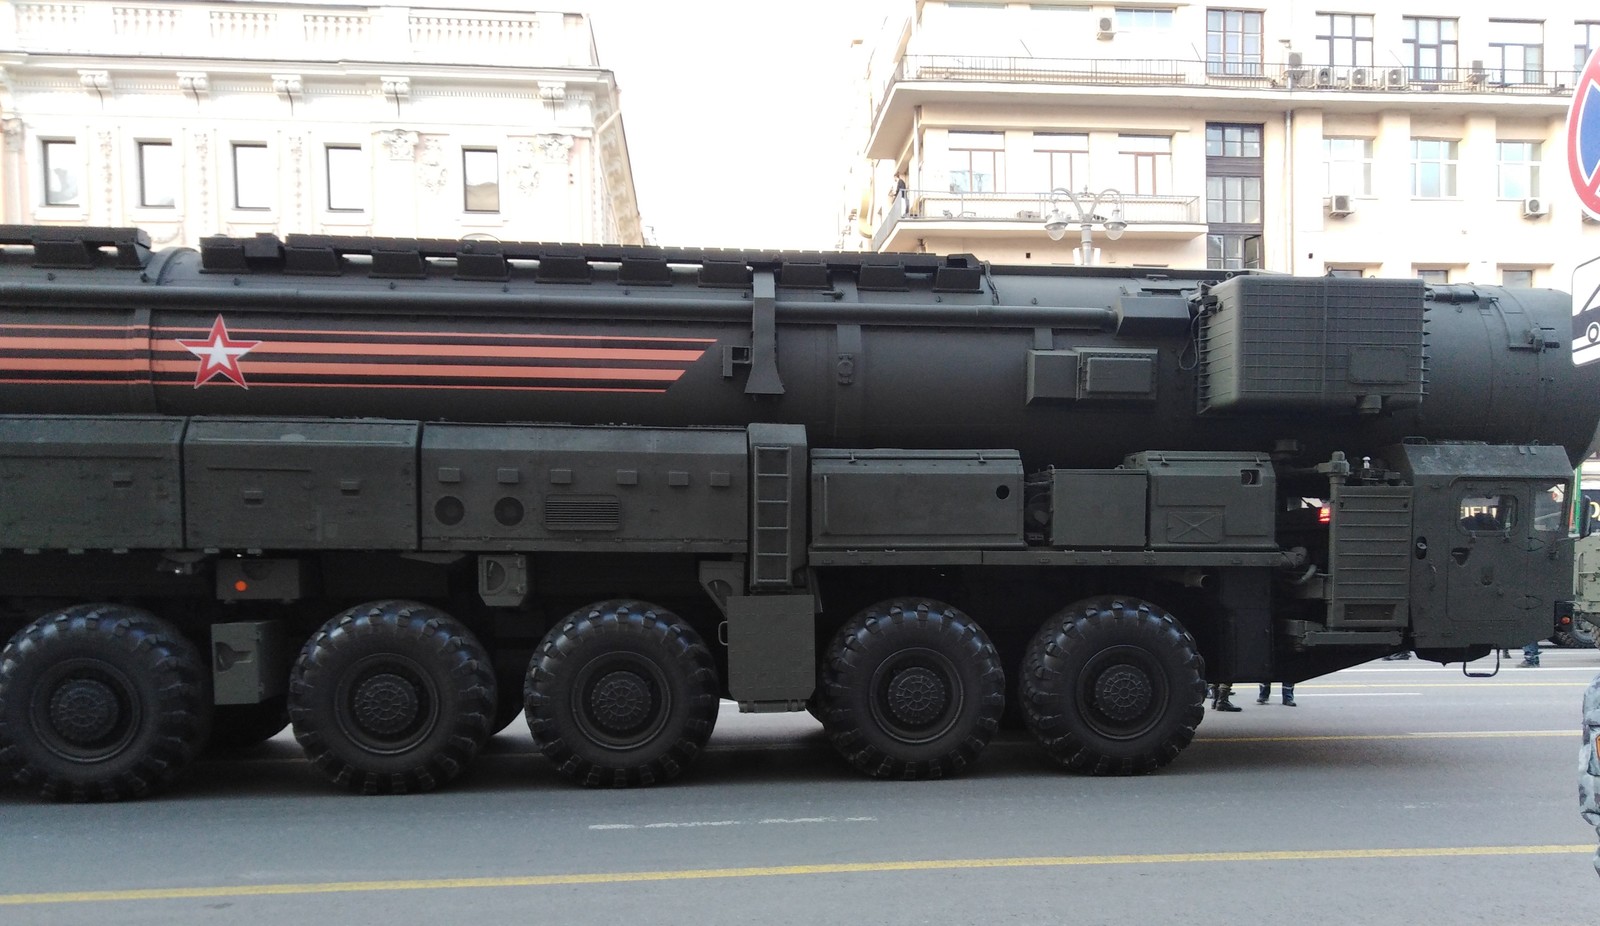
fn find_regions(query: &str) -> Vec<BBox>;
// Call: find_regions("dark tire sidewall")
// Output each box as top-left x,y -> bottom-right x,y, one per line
820,599 -> 1004,779
0,605 -> 210,800
526,600 -> 719,787
1022,596 -> 1205,775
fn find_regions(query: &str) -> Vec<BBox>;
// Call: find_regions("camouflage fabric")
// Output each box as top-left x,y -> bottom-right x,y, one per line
1582,672 -> 1600,878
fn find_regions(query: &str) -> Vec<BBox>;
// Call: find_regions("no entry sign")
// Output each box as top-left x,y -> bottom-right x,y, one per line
1572,47 -> 1600,221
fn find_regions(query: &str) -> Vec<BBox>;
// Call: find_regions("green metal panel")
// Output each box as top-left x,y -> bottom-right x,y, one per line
810,449 -> 1024,550
184,418 -> 418,550
1327,484 -> 1411,628
420,424 -> 747,552
0,415 -> 183,550
1127,451 -> 1276,549
726,593 -> 815,704
1049,469 -> 1147,548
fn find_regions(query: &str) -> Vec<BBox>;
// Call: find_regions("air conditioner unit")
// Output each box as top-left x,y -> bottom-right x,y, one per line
1522,197 -> 1549,218
1468,60 -> 1487,85
1384,67 -> 1408,89
1314,67 -> 1335,87
1348,68 -> 1373,88
1287,51 -> 1303,69
1326,194 -> 1354,217
1096,16 -> 1114,40
1285,67 -> 1310,87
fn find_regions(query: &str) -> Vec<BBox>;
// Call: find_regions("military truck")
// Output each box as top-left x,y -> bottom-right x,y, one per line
1566,478 -> 1600,648
0,225 -> 1595,801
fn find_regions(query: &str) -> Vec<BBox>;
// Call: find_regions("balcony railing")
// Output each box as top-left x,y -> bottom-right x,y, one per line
5,1 -> 592,67
883,54 -> 1579,121
872,189 -> 1200,251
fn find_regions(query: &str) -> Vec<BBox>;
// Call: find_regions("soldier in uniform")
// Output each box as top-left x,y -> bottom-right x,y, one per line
1582,672 -> 1600,878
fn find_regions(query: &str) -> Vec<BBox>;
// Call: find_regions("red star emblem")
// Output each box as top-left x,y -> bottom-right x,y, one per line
176,315 -> 261,388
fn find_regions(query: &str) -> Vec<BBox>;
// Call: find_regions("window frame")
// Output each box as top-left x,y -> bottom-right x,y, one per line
1119,134 -> 1172,195
462,147 -> 501,214
41,139 -> 80,207
231,142 -> 274,211
948,131 -> 1006,194
1324,137 -> 1374,196
324,144 -> 368,213
136,140 -> 177,209
1316,12 -> 1373,68
1402,16 -> 1458,82
1205,8 -> 1264,77
1034,133 -> 1088,193
1410,138 -> 1459,198
1496,140 -> 1541,200
1487,19 -> 1544,85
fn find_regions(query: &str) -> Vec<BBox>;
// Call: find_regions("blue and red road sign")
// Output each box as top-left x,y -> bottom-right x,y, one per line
1571,47 -> 1600,221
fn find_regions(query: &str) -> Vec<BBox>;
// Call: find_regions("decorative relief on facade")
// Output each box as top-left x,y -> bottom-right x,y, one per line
99,130 -> 114,214
381,129 -> 418,161
113,6 -> 179,39
512,139 -> 540,194
194,132 -> 210,217
288,135 -> 303,219
417,137 -> 447,193
2,117 -> 22,152
210,10 -> 277,42
536,134 -> 573,163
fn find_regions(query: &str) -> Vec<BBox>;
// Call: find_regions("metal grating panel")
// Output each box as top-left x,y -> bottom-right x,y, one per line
1327,484 -> 1411,628
543,495 -> 621,531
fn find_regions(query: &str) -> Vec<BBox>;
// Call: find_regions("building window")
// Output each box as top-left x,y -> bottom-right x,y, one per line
1035,133 -> 1087,192
1411,139 -> 1458,198
1501,268 -> 1534,287
325,145 -> 367,212
1416,268 -> 1449,284
948,131 -> 1005,194
1489,20 -> 1543,84
1206,124 -> 1260,158
1206,9 -> 1263,76
1325,267 -> 1368,278
1578,22 -> 1600,73
1115,8 -> 1173,30
463,148 -> 500,213
232,143 -> 273,210
1119,135 -> 1171,195
1207,234 -> 1260,270
1316,13 -> 1373,68
137,142 -> 176,208
1497,141 -> 1541,199
42,140 -> 79,206
1403,16 -> 1458,82
1206,176 -> 1261,224
1324,137 -> 1373,196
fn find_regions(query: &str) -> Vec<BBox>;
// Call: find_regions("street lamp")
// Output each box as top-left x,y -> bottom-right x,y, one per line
1043,187 -> 1128,266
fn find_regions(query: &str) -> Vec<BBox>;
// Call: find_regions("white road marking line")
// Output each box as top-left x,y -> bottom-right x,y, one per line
589,816 -> 876,832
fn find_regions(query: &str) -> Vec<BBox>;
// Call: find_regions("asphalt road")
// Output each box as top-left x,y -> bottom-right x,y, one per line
3,646 -> 1597,926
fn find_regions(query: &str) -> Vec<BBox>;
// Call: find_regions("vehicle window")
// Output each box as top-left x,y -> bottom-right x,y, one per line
1460,495 -> 1513,532
1533,483 -> 1567,534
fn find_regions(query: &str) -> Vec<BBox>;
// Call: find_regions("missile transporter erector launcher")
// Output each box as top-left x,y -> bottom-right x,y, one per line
0,224 -> 1595,800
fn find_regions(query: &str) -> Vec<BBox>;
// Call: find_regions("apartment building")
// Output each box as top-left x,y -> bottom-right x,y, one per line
0,0 -> 641,247
856,1 -> 1599,287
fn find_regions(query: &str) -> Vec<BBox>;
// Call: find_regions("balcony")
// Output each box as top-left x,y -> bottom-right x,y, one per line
868,55 -> 1579,158
871,189 -> 1202,253
2,1 -> 598,69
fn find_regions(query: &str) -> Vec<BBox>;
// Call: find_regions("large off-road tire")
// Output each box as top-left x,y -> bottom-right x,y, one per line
288,600 -> 496,795
1021,596 -> 1206,776
206,696 -> 290,752
0,604 -> 210,801
1554,613 -> 1599,649
525,600 -> 719,788
818,599 -> 1005,780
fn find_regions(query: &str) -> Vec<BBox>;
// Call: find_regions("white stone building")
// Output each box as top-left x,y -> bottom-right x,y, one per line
855,1 -> 1599,288
0,0 -> 641,248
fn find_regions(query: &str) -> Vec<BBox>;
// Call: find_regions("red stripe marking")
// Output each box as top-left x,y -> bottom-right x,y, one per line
153,338 -> 704,362
0,358 -> 146,371
0,378 -> 669,393
156,325 -> 718,344
150,359 -> 686,381
0,336 -> 145,351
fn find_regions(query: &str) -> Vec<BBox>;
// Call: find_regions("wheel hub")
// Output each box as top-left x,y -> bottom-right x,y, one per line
1093,665 -> 1154,722
48,678 -> 121,746
884,666 -> 948,727
588,670 -> 653,734
351,672 -> 420,736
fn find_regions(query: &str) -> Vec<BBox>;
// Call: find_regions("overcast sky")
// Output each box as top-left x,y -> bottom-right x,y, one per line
574,0 -> 896,250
